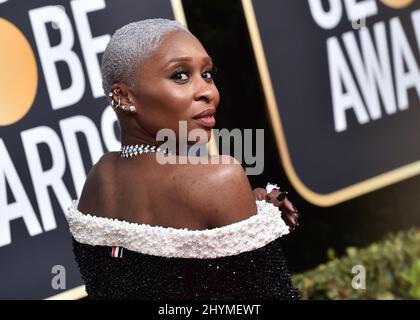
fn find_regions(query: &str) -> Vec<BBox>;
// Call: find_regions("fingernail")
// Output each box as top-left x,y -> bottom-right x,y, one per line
277,191 -> 288,201
293,205 -> 299,213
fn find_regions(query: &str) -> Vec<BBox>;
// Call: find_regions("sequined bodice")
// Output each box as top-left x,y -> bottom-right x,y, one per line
65,200 -> 299,300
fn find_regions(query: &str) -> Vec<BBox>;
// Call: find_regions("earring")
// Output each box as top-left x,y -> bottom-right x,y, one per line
108,92 -> 119,110
128,97 -> 136,112
114,88 -> 122,109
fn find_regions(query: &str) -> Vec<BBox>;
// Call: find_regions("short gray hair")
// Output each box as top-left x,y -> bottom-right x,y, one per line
101,18 -> 190,95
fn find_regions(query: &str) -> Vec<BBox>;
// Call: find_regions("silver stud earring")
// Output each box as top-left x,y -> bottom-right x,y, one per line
128,97 -> 136,112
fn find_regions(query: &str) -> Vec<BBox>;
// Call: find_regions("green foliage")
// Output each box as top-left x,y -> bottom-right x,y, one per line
292,228 -> 420,300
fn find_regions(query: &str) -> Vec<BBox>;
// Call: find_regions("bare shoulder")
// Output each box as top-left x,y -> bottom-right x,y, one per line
172,155 -> 257,228
83,152 -> 118,184
77,152 -> 118,213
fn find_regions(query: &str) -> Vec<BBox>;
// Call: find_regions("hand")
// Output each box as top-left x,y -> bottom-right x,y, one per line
253,187 -> 300,232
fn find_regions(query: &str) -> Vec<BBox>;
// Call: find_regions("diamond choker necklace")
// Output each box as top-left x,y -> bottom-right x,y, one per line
120,144 -> 172,158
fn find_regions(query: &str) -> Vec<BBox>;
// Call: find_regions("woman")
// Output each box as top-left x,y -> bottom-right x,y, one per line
65,18 -> 300,300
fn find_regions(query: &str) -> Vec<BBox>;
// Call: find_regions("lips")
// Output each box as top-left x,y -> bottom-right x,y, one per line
192,108 -> 216,128
192,108 -> 216,119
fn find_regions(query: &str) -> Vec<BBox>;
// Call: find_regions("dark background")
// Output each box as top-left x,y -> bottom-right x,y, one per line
182,0 -> 420,272
251,0 -> 420,193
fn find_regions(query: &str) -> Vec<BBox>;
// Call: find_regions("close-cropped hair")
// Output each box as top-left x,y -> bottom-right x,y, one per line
101,18 -> 191,96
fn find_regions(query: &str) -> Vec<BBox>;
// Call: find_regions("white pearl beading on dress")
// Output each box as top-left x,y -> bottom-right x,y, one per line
65,200 -> 290,259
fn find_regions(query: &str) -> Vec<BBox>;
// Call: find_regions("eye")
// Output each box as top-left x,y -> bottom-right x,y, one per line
171,71 -> 189,81
202,66 -> 218,80
202,71 -> 213,80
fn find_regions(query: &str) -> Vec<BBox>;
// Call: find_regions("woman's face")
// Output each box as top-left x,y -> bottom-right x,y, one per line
131,30 -> 220,144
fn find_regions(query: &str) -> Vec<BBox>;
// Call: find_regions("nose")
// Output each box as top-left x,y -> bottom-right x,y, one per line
194,78 -> 217,103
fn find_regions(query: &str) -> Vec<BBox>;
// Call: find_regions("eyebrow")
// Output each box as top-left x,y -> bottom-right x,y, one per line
161,56 -> 213,69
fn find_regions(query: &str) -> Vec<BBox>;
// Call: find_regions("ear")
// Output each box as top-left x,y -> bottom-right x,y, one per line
108,83 -> 137,114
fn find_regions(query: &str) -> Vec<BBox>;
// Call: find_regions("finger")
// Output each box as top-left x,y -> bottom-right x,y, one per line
254,188 -> 266,194
289,212 -> 299,224
290,212 -> 300,228
253,188 -> 267,201
254,191 -> 262,200
265,189 -> 280,202
281,209 -> 300,229
282,212 -> 293,226
282,212 -> 296,231
282,198 -> 296,213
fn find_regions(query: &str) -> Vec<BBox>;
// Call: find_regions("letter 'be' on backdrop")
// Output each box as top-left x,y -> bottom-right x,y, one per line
0,0 -> 187,299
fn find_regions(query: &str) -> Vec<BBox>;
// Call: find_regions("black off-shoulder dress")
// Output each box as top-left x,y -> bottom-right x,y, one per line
65,198 -> 299,300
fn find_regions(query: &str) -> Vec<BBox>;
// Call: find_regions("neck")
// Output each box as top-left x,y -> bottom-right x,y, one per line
119,121 -> 160,147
